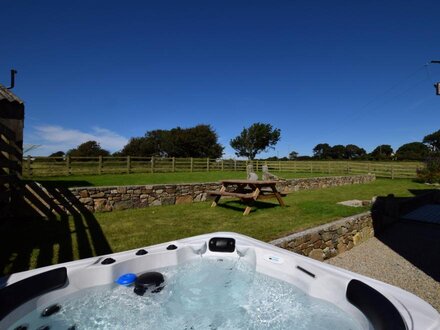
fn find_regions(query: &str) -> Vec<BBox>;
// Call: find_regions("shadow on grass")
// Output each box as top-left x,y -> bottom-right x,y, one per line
23,180 -> 93,189
216,200 -> 284,214
0,181 -> 112,277
371,190 -> 440,281
407,188 -> 439,196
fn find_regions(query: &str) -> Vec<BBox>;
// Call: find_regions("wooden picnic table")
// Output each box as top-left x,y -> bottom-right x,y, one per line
208,179 -> 286,215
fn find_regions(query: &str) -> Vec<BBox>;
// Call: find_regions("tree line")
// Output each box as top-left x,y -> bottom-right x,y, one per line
48,124 -> 440,162
49,123 -> 280,160
307,129 -> 439,161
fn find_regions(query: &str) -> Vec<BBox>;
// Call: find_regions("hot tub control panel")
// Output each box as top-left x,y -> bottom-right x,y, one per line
209,237 -> 235,253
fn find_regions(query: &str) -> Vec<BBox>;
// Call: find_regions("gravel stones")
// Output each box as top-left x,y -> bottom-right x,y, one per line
327,237 -> 440,312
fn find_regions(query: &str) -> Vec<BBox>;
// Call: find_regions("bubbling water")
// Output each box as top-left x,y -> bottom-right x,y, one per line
12,258 -> 363,330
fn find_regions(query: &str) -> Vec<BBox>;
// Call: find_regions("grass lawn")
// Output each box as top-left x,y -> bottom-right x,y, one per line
0,178 -> 427,275
27,171 -> 337,188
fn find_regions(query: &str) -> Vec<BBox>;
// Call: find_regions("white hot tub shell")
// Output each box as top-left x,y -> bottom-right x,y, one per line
0,232 -> 439,329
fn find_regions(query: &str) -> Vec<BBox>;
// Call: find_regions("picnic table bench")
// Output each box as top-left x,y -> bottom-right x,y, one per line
208,179 -> 286,215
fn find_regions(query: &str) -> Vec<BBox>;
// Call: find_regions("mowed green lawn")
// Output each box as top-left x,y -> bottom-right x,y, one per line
28,171 -> 336,188
0,178 -> 427,275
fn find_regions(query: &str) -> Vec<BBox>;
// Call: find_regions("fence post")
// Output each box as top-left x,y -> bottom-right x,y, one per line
190,158 -> 193,172
98,156 -> 103,175
207,158 -> 210,172
127,156 -> 131,174
221,159 -> 224,171
346,162 -> 349,174
310,162 -> 313,173
151,156 -> 155,173
368,162 -> 371,173
279,161 -> 281,172
391,164 -> 395,179
256,160 -> 259,172
328,161 -> 330,174
293,161 -> 296,173
27,155 -> 32,177
66,156 -> 71,176
172,157 -> 175,172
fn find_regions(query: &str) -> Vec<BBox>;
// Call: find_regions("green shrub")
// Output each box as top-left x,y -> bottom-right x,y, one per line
416,154 -> 440,183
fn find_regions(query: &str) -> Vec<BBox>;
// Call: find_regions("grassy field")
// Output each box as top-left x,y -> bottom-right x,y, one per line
0,178 -> 427,275
28,171 -> 335,188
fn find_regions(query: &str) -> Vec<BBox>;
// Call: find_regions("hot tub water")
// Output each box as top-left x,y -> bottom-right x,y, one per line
12,258 -> 363,330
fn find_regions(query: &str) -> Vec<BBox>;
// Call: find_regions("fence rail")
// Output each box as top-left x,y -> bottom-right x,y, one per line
1,122 -> 22,209
22,156 -> 425,179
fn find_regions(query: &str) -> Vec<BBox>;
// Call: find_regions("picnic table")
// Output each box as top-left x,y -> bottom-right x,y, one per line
208,179 -> 286,215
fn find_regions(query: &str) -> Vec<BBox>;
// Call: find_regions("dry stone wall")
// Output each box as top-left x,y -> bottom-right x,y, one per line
279,174 -> 374,191
71,183 -> 221,213
69,174 -> 375,213
270,212 -> 374,261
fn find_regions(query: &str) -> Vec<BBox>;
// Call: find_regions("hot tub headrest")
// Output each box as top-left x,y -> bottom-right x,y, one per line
0,267 -> 67,321
346,279 -> 406,330
209,237 -> 235,253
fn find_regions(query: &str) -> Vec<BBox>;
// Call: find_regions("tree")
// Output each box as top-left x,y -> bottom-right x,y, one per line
120,133 -> 163,157
49,151 -> 65,157
289,151 -> 298,160
67,141 -> 110,157
395,142 -> 430,161
120,137 -> 144,156
297,155 -> 312,160
329,145 -> 346,159
423,129 -> 440,153
312,143 -> 331,159
120,125 -> 224,158
112,151 -> 123,157
370,144 -> 393,160
47,150 -> 65,162
167,125 -> 224,158
344,144 -> 366,159
416,154 -> 440,183
230,123 -> 281,160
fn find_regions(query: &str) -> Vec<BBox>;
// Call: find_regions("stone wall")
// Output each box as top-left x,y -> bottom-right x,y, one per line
71,183 -> 221,212
279,174 -> 375,191
69,174 -> 375,213
270,212 -> 374,261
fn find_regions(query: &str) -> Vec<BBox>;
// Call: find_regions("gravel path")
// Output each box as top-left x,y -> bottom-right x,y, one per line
326,236 -> 440,312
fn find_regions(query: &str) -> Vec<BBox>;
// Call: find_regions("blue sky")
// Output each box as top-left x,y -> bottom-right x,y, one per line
1,1 -> 439,157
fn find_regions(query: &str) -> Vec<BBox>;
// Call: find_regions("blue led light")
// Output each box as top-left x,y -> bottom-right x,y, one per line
115,273 -> 137,286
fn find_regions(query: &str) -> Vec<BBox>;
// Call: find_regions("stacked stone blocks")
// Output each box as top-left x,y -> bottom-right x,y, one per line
270,212 -> 374,261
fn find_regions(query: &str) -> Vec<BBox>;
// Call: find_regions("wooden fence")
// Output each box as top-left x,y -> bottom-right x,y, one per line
23,156 -> 424,179
0,123 -> 23,216
0,84 -> 25,220
0,120 -> 22,220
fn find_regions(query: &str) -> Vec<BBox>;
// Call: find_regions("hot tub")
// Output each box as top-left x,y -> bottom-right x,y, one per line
1,232 -> 439,329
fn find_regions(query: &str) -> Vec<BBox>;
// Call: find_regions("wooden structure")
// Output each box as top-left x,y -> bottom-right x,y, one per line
0,84 -> 24,219
22,157 -> 423,179
208,179 -> 286,215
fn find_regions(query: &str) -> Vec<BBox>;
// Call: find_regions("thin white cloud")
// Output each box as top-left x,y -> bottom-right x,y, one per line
25,125 -> 128,156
